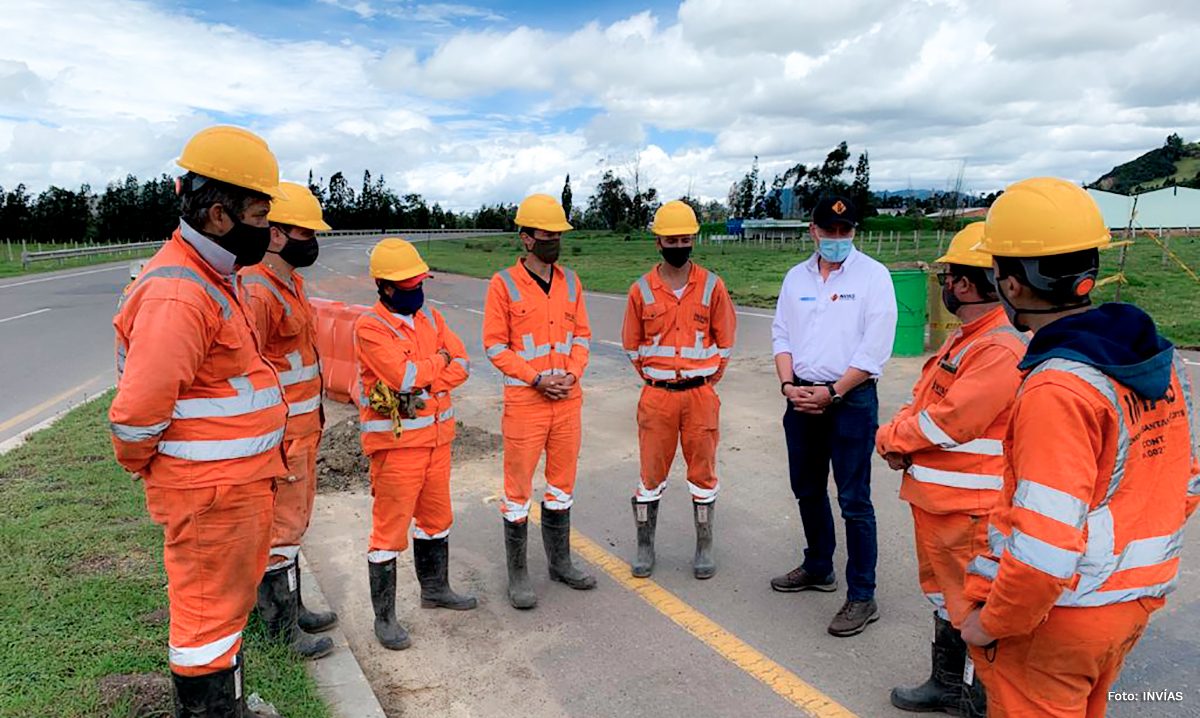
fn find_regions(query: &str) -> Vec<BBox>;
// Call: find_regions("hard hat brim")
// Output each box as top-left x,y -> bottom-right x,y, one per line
523,221 -> 573,233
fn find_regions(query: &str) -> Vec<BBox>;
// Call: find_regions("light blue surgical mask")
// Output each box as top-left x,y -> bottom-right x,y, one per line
818,238 -> 854,264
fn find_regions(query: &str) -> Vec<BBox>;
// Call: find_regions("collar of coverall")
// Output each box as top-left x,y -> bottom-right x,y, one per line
255,260 -> 301,297
516,257 -> 565,286
649,261 -> 699,295
955,304 -> 1007,339
179,219 -> 236,278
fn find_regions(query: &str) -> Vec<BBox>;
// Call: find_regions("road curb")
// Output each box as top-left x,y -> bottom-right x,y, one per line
298,552 -> 388,718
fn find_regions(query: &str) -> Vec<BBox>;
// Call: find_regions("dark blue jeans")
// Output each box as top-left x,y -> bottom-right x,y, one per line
782,382 -> 879,602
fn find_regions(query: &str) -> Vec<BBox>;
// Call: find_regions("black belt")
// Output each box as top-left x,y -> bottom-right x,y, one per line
794,376 -> 877,391
646,377 -> 708,391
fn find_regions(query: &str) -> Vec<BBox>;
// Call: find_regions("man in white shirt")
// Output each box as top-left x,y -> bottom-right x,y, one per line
769,195 -> 898,637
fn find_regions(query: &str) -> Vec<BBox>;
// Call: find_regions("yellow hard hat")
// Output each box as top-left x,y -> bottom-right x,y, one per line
267,182 -> 332,231
975,177 -> 1110,258
651,200 -> 700,236
515,194 -> 573,233
176,126 -> 288,200
370,238 -> 430,284
936,222 -> 990,267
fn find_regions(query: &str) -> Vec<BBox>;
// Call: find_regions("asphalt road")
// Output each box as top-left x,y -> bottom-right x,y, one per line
1,234 -> 1198,717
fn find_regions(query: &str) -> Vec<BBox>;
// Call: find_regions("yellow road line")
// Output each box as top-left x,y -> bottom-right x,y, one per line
528,503 -> 860,717
0,374 -> 107,435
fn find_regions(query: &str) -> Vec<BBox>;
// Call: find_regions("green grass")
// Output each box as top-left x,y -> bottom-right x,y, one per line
0,393 -> 329,718
0,242 -> 157,278
422,230 -> 1200,347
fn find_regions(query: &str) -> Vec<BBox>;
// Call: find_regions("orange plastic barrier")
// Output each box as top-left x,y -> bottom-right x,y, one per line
309,297 -> 369,404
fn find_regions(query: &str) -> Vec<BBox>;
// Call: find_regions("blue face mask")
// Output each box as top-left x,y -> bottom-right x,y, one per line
817,238 -> 854,263
380,284 -> 424,316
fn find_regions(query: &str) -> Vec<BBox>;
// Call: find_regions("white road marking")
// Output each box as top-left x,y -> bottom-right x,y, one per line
464,308 -> 484,315
598,339 -> 623,347
429,299 -> 446,305
0,307 -> 52,324
0,265 -> 124,289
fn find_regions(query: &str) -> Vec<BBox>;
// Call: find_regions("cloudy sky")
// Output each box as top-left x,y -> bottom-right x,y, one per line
2,0 -> 1198,211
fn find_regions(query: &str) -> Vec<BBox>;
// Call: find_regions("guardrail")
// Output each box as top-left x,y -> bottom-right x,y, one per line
22,241 -> 165,268
318,228 -> 508,238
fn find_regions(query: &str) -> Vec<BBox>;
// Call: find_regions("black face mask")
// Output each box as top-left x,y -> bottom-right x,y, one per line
660,246 -> 692,268
529,239 -> 561,265
209,208 -> 271,267
380,283 -> 424,316
941,281 -> 993,315
272,235 -> 319,268
996,278 -> 1089,333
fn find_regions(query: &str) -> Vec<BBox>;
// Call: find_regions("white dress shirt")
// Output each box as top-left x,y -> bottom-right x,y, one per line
771,247 -> 898,382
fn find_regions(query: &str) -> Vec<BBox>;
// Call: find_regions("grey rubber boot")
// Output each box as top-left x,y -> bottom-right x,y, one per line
631,497 -> 659,578
367,558 -> 412,650
503,518 -> 538,609
540,503 -> 597,590
256,566 -> 334,660
413,537 -> 477,610
295,565 -> 338,634
692,500 -> 716,579
172,652 -> 244,717
890,613 -> 967,714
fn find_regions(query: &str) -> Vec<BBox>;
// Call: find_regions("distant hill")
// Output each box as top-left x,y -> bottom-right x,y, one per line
874,189 -> 936,200
1090,134 -> 1200,194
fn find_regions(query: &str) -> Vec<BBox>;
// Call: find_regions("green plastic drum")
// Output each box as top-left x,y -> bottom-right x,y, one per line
891,269 -> 927,357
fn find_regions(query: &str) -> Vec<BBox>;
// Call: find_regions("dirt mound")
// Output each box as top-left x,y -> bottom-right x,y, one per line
96,673 -> 171,717
317,417 -> 502,493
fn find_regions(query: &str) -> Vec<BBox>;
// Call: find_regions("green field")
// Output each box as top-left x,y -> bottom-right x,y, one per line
0,393 -> 329,718
419,230 -> 1200,347
0,242 -> 157,278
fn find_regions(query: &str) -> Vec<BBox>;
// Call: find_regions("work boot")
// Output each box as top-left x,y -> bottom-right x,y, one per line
828,598 -> 881,637
540,503 -> 597,590
256,565 -> 334,660
770,566 -> 838,593
413,537 -> 478,610
172,657 -> 244,717
367,558 -> 412,650
891,613 -> 967,714
295,565 -> 338,634
960,656 -> 988,718
692,500 -> 716,579
631,497 -> 658,578
503,518 -> 538,610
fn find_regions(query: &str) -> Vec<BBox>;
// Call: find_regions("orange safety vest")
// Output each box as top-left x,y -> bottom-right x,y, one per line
621,263 -> 737,382
963,352 -> 1199,636
483,260 -> 591,403
110,229 -> 288,488
355,302 -> 469,454
239,264 -> 323,440
879,306 -> 1028,515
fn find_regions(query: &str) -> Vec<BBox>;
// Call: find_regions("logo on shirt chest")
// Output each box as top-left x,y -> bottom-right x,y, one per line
830,293 -> 856,302
692,311 -> 709,326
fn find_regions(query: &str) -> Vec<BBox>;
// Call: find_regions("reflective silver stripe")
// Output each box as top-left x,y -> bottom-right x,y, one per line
499,269 -> 522,302
287,394 -> 321,417
701,270 -> 718,307
240,274 -> 291,316
400,362 -> 418,391
111,420 -> 171,442
1112,529 -> 1185,572
452,357 -> 469,374
544,484 -> 573,510
944,438 -> 1004,456
717,346 -> 733,359
573,337 -> 590,350
516,333 -> 551,361
413,526 -> 451,540
918,410 -> 958,448
169,631 -> 241,668
563,268 -> 578,303
136,266 -> 232,319
172,377 -> 283,420
907,464 -> 1004,491
116,342 -> 127,378
504,368 -> 565,387
487,344 -> 508,359
554,332 -> 574,355
1190,472 -> 1200,498
625,350 -> 640,362
639,342 -> 677,358
1008,528 -> 1081,580
966,554 -> 999,581
270,545 -> 301,561
368,550 -> 399,563
1013,479 -> 1089,529
361,312 -> 403,339
644,367 -> 678,380
680,365 -> 719,379
688,479 -> 719,502
988,525 -> 1008,556
636,275 -> 655,305
679,330 -> 723,360
361,413 -> 439,433
158,428 -> 285,461
989,325 -> 1030,346
421,306 -> 437,325
1058,577 -> 1179,607
438,407 -> 455,423
360,420 -> 394,433
925,591 -> 950,619
503,499 -> 531,522
636,477 -> 666,502
1173,351 -> 1197,465
278,350 -> 319,386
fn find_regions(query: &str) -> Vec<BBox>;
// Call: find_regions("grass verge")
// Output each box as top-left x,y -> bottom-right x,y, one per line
0,392 -> 330,718
420,231 -> 1200,347
0,242 -> 157,279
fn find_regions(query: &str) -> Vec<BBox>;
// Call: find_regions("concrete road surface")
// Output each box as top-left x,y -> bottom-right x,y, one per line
2,234 -> 1198,717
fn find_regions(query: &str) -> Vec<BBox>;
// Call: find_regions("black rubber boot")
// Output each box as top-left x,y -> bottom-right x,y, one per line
367,558 -> 412,650
504,518 -> 538,609
540,503 -> 597,590
960,657 -> 988,718
692,500 -> 716,579
295,565 -> 338,634
172,656 -> 244,717
413,537 -> 478,610
890,613 -> 967,714
631,497 -> 659,578
256,566 -> 333,660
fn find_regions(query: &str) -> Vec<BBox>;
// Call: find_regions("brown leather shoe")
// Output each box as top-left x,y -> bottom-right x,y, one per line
828,599 -> 880,637
770,566 -> 838,593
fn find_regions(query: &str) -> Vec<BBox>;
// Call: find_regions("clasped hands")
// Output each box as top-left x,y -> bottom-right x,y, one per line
784,384 -> 833,414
